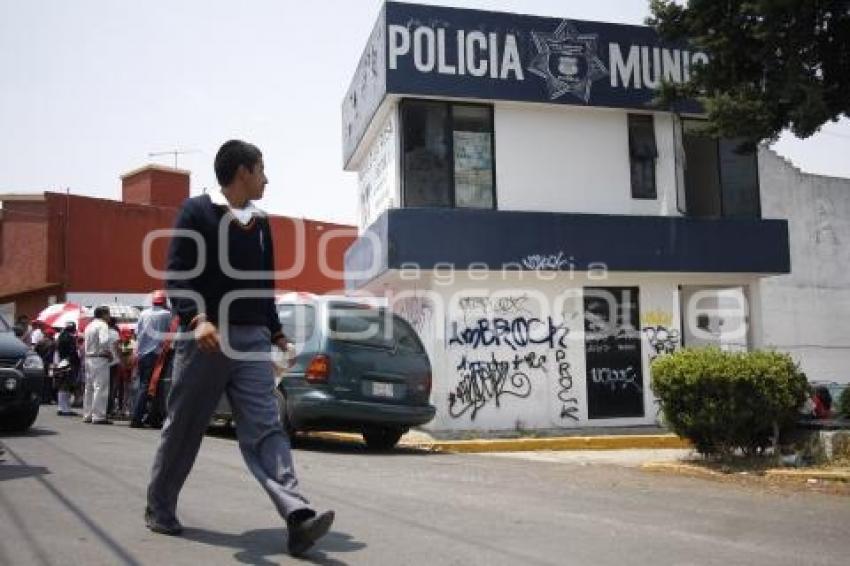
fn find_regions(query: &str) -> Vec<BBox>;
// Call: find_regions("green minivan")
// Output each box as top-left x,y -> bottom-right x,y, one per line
277,296 -> 435,449
213,295 -> 435,450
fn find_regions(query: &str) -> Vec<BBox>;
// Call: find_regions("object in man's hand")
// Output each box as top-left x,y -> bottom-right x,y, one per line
271,342 -> 296,379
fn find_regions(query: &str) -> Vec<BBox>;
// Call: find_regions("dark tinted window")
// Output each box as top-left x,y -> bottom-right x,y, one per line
719,139 -> 760,217
401,101 -> 451,207
682,119 -> 759,218
628,114 -> 657,199
329,307 -> 393,349
0,314 -> 10,333
277,304 -> 317,345
401,99 -> 495,209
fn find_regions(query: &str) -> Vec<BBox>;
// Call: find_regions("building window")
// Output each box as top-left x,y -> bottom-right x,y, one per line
400,99 -> 495,209
681,119 -> 760,218
628,114 -> 657,199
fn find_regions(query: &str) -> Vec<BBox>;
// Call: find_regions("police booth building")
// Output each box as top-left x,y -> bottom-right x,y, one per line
342,3 -> 792,432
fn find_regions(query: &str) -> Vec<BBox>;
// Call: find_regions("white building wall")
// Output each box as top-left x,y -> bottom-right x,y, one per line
356,110 -> 401,233
493,103 -> 681,216
757,148 -> 850,383
387,271 -> 686,433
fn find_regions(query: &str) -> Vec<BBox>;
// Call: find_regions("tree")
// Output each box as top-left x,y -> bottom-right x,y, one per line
648,0 -> 850,145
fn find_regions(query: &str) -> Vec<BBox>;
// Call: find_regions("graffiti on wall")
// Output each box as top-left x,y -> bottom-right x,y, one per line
448,353 -> 532,420
640,309 -> 680,362
520,252 -> 574,271
394,296 -> 434,336
556,349 -> 579,421
448,316 -> 569,351
448,295 -> 577,422
458,295 -> 532,324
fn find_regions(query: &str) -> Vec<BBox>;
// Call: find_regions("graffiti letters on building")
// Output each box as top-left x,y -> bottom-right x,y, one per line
448,316 -> 568,351
449,354 -> 532,420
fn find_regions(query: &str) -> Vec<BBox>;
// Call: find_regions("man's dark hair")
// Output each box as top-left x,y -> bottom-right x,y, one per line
214,140 -> 262,187
94,306 -> 110,320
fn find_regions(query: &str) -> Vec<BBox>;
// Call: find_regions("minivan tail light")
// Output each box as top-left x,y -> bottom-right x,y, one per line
424,372 -> 432,396
305,354 -> 331,383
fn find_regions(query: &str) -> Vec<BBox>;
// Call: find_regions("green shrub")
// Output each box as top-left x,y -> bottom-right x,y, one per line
651,348 -> 808,458
839,387 -> 850,419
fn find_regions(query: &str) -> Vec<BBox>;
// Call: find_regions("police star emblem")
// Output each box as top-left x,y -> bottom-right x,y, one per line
528,20 -> 609,102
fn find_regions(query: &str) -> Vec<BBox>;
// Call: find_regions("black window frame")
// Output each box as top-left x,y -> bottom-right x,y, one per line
399,98 -> 498,210
627,113 -> 658,200
680,118 -> 762,219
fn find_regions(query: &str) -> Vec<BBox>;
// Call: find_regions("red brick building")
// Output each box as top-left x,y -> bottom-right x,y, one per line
0,165 -> 357,319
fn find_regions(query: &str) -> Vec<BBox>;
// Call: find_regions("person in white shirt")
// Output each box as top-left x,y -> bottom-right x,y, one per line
82,306 -> 113,424
30,321 -> 45,347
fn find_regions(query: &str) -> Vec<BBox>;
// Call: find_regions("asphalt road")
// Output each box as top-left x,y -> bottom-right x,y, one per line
1,411 -> 848,566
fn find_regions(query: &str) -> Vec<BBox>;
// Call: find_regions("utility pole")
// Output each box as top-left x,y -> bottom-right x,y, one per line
147,149 -> 200,168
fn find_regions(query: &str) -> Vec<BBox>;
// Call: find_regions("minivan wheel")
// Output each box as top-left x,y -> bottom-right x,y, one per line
362,426 -> 404,451
1,402 -> 39,433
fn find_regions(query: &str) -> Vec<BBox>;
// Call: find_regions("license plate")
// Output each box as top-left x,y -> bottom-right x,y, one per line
371,382 -> 394,398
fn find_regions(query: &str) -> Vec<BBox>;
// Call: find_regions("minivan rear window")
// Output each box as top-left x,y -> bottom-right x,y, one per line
0,315 -> 10,333
329,307 -> 392,349
277,304 -> 317,345
329,307 -> 426,353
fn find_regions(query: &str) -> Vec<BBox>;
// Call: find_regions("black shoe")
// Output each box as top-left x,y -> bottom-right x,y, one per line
145,506 -> 183,536
57,411 -> 77,417
92,419 -> 113,425
287,510 -> 334,557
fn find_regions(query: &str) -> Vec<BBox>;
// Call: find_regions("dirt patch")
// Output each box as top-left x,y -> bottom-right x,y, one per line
643,459 -> 850,496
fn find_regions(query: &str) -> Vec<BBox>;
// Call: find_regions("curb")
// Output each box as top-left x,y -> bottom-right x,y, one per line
642,461 -> 850,482
764,469 -> 850,482
309,432 -> 691,453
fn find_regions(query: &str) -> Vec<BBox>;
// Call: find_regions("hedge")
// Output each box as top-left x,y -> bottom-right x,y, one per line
839,387 -> 850,419
651,348 -> 808,458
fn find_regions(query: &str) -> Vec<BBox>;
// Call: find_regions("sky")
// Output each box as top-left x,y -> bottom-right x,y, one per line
1,0 -> 848,226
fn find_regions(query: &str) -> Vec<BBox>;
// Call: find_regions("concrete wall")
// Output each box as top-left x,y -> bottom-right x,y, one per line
757,149 -> 850,383
385,271 -> 697,432
494,103 -> 681,216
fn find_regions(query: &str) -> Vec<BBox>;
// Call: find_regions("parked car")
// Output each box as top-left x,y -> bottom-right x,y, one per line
212,294 -> 435,449
0,315 -> 44,432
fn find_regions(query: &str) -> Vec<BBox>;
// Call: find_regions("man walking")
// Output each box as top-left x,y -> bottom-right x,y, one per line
82,306 -> 113,424
145,140 -> 333,557
130,291 -> 172,428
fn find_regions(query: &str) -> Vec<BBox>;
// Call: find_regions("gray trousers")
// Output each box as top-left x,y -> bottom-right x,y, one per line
147,325 -> 311,523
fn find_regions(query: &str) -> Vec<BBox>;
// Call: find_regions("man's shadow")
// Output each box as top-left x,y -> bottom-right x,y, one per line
182,526 -> 365,565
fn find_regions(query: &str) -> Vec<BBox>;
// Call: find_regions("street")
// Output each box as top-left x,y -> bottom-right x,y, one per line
1,411 -> 848,565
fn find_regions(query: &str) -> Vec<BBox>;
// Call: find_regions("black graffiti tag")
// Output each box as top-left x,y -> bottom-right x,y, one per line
556,349 -> 579,421
448,316 -> 568,351
642,325 -> 680,362
590,366 -> 642,393
448,354 -> 532,420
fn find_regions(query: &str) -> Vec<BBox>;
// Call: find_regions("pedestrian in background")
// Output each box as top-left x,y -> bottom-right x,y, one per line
55,322 -> 80,412
106,316 -> 121,417
116,328 -> 136,417
130,291 -> 172,428
82,306 -> 113,424
30,320 -> 44,348
35,327 -> 57,404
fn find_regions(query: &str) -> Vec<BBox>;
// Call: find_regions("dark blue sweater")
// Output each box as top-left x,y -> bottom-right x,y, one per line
165,194 -> 283,339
